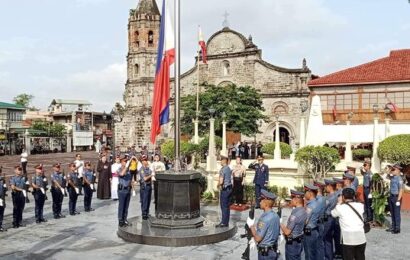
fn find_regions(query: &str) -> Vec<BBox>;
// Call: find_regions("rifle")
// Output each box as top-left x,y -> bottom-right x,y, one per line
91,166 -> 97,192
0,166 -> 7,207
24,167 -> 30,203
240,197 -> 255,260
62,168 -> 68,197
41,164 -> 48,200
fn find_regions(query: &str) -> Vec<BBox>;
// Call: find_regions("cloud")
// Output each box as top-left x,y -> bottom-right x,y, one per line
74,0 -> 110,7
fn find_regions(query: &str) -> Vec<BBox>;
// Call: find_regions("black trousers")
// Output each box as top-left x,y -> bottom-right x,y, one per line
33,191 -> 46,221
342,243 -> 366,260
68,187 -> 78,214
130,170 -> 138,182
51,187 -> 64,216
12,192 -> 25,225
233,177 -> 243,204
21,161 -> 27,175
0,205 -> 4,227
84,185 -> 93,211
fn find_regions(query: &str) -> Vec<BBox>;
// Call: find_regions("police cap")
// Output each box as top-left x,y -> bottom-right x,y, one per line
260,189 -> 277,200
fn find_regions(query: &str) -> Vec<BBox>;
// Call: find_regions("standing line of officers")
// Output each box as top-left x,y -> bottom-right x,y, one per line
218,154 -> 404,260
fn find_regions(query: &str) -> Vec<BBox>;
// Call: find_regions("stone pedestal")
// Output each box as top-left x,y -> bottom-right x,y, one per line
150,171 -> 204,229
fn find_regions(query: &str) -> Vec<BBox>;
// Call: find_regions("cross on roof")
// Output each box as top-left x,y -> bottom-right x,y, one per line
222,11 -> 229,28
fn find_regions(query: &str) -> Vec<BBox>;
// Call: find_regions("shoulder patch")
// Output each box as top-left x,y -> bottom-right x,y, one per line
258,221 -> 265,229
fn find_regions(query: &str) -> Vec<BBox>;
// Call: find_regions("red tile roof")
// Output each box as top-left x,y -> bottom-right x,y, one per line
308,49 -> 410,87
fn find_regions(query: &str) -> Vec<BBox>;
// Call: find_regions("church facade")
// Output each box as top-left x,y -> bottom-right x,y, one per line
117,0 -> 312,149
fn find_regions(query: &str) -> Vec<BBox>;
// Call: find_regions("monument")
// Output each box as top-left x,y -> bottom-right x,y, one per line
117,0 -> 236,246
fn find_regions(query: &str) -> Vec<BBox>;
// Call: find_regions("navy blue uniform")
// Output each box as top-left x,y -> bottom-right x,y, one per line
303,198 -> 320,260
256,210 -> 280,260
333,189 -> 343,258
362,170 -> 373,222
51,172 -> 64,218
10,175 -> 26,227
389,175 -> 403,232
316,195 -> 326,260
138,166 -> 152,219
250,163 -> 269,208
67,171 -> 80,215
324,192 -> 338,260
0,178 -> 6,229
83,170 -> 95,211
32,174 -> 48,222
219,165 -> 232,226
285,206 -> 307,260
118,167 -> 132,224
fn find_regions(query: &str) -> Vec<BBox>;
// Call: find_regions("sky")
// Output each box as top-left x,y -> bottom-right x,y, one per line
0,0 -> 409,111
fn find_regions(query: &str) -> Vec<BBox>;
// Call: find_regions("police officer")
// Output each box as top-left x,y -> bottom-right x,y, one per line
343,172 -> 356,192
314,181 -> 326,260
10,165 -> 27,228
138,155 -> 152,220
51,163 -> 65,219
216,156 -> 232,228
31,165 -> 48,223
67,163 -> 80,215
83,162 -> 95,212
249,155 -> 269,209
360,162 -> 373,222
118,157 -> 132,226
248,189 -> 280,260
346,166 -> 359,190
332,177 -> 344,259
324,179 -> 338,260
388,164 -> 403,234
0,170 -> 7,232
303,184 -> 320,260
281,190 -> 307,260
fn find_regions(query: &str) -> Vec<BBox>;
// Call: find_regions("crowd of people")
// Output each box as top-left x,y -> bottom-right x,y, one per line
217,154 -> 404,260
228,141 -> 264,160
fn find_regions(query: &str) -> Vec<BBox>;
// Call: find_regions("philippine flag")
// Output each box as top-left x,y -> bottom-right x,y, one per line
198,26 -> 207,64
150,0 -> 175,144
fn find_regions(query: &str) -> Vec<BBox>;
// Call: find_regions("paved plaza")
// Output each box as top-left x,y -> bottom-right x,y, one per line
0,152 -> 408,260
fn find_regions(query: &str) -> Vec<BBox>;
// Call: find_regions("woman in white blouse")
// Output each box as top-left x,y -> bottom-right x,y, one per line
232,156 -> 246,206
331,187 -> 366,260
110,156 -> 121,200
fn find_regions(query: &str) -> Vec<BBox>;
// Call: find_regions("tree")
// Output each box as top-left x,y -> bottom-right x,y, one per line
160,140 -> 198,160
198,135 -> 222,158
13,93 -> 37,111
261,142 -> 293,159
295,146 -> 340,181
378,134 -> 410,166
181,84 -> 268,136
31,120 -> 66,137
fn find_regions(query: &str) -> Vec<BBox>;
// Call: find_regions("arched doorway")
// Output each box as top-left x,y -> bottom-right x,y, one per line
273,127 -> 290,144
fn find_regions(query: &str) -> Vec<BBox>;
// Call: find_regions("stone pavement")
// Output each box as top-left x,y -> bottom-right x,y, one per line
0,152 -> 408,260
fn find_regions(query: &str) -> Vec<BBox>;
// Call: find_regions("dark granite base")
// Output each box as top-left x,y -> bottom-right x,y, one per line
149,215 -> 205,229
117,216 -> 237,247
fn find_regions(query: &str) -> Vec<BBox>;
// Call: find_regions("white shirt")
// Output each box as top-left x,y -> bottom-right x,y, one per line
331,202 -> 366,246
74,160 -> 84,177
21,152 -> 28,163
150,161 -> 166,174
111,163 -> 121,176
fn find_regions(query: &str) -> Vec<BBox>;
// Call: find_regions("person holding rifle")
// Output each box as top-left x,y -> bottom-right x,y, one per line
51,163 -> 65,219
10,165 -> 27,228
118,157 -> 133,226
246,189 -> 280,260
281,190 -> 307,260
83,162 -> 95,212
31,164 -> 48,223
67,163 -> 80,216
138,155 -> 153,221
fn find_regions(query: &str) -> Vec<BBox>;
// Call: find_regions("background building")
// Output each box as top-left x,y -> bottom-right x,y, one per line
0,102 -> 26,155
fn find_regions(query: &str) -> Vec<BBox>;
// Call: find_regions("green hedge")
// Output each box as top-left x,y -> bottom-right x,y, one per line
261,142 -> 293,158
352,149 -> 372,161
378,134 -> 410,166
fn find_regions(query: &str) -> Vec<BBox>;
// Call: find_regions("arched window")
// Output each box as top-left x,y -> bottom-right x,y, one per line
223,60 -> 230,76
134,64 -> 139,77
148,31 -> 154,46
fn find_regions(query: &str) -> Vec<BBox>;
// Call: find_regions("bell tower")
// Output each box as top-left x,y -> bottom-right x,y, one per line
116,0 -> 161,148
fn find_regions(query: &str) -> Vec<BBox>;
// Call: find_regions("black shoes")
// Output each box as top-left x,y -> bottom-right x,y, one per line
119,222 -> 126,227
59,214 -> 66,218
36,220 -> 41,224
41,219 -> 47,223
392,230 -> 400,234
0,227 -> 7,232
215,223 -> 228,228
54,215 -> 60,219
74,211 -> 81,215
85,208 -> 95,212
142,216 -> 148,220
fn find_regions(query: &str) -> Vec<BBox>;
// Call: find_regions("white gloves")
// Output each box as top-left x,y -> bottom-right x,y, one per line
368,194 -> 372,199
246,217 -> 255,227
60,188 -> 65,194
90,184 -> 94,190
40,188 -> 45,194
132,190 -> 136,197
125,160 -> 131,168
0,198 -> 3,207
75,187 -> 79,194
279,234 -> 285,245
22,190 -> 27,197
249,238 -> 256,250
396,201 -> 400,207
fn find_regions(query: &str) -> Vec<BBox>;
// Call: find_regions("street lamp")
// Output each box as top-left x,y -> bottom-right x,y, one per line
208,107 -> 216,118
372,104 -> 379,118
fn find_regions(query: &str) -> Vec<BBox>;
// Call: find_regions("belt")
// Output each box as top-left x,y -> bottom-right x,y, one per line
222,185 -> 232,190
257,244 -> 278,251
118,186 -> 131,190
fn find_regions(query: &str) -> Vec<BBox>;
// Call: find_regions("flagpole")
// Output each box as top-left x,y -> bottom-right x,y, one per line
174,0 -> 181,171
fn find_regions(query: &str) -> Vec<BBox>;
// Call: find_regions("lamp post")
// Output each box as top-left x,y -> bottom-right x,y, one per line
221,112 -> 227,157
384,107 -> 391,138
344,111 -> 354,162
299,99 -> 308,148
274,113 -> 281,160
371,104 -> 381,173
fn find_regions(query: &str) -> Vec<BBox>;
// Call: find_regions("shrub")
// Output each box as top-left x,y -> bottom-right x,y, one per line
160,140 -> 198,160
378,134 -> 410,166
201,191 -> 213,201
197,135 -> 222,157
261,142 -> 293,158
352,149 -> 372,161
